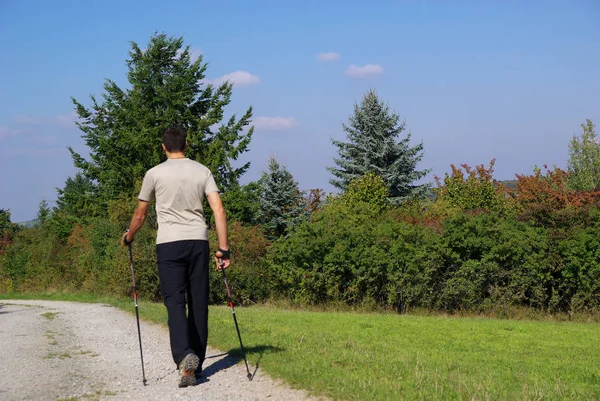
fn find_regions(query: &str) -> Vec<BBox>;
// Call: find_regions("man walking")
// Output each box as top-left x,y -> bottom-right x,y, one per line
122,126 -> 231,388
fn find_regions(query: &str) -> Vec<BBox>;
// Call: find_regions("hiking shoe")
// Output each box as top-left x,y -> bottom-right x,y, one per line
178,353 -> 200,388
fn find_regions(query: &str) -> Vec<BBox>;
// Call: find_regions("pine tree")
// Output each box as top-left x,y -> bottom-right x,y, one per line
567,119 -> 600,191
327,89 -> 430,203
67,33 -> 253,214
258,156 -> 307,240
36,200 -> 51,226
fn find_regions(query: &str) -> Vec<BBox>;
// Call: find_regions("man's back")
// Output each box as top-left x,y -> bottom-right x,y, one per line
139,158 -> 219,244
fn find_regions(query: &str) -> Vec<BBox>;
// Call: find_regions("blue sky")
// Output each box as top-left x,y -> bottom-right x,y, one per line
1,0 -> 599,222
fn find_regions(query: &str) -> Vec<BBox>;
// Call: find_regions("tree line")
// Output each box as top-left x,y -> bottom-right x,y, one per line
1,33 -> 599,316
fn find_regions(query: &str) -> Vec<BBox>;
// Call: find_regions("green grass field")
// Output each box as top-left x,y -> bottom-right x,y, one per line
2,292 -> 598,400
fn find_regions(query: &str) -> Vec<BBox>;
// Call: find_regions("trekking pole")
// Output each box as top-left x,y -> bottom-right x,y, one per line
219,258 -> 253,381
127,239 -> 148,386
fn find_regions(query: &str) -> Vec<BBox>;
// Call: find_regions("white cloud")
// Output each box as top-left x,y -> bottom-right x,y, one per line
345,64 -> 384,78
0,126 -> 27,141
254,116 -> 299,131
14,112 -> 77,128
25,135 -> 58,146
208,71 -> 260,87
317,52 -> 340,62
14,115 -> 42,124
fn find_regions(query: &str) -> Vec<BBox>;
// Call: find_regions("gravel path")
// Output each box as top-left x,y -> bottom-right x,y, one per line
0,300 -> 327,401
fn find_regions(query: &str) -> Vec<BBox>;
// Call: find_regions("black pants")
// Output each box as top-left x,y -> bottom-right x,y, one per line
156,240 -> 210,369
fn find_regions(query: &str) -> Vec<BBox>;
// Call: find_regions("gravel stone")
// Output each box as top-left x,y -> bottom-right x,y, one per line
0,300 -> 328,401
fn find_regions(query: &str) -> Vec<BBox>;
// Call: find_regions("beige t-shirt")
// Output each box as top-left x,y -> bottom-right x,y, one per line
138,158 -> 220,244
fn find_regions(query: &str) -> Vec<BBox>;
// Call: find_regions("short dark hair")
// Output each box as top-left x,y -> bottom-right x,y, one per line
162,126 -> 187,152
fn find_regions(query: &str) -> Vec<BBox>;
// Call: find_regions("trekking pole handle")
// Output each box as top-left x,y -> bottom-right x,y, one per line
219,258 -> 233,301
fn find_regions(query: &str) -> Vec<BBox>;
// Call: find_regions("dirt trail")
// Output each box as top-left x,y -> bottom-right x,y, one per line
0,300 -> 327,401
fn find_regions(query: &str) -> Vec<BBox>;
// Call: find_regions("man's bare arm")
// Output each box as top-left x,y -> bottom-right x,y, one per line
122,200 -> 150,244
206,191 -> 230,267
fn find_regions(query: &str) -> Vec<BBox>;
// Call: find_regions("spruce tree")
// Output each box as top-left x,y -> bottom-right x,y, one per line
327,89 -> 430,203
36,200 -> 51,226
258,156 -> 307,240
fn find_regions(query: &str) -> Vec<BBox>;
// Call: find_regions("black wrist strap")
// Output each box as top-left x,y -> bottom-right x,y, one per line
218,248 -> 231,259
123,231 -> 133,246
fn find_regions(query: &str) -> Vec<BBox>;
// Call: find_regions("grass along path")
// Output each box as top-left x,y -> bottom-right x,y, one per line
2,293 -> 598,400
208,306 -> 599,400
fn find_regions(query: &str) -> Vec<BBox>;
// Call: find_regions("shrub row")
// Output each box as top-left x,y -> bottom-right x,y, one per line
0,208 -> 271,307
2,164 -> 600,314
270,199 -> 600,313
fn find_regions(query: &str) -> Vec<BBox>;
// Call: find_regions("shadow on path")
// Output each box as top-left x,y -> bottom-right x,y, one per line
198,344 -> 284,384
0,303 -> 35,315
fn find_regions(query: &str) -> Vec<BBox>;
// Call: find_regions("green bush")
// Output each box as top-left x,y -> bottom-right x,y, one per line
557,225 -> 600,312
343,172 -> 389,213
384,223 -> 449,312
438,260 -> 501,311
268,199 -> 368,305
440,211 -> 551,310
268,199 -> 424,308
0,230 -> 31,291
0,225 -> 64,292
434,159 -> 512,214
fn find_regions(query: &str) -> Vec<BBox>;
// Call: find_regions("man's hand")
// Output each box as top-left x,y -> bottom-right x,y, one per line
214,248 -> 231,270
122,230 -> 133,246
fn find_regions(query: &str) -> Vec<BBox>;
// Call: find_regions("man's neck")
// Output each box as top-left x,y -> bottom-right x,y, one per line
166,152 -> 186,159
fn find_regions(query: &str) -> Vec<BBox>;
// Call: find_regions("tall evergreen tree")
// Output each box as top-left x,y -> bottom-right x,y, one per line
258,156 -> 307,240
36,200 -> 51,226
567,119 -> 600,191
327,89 -> 430,203
67,33 -> 253,214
